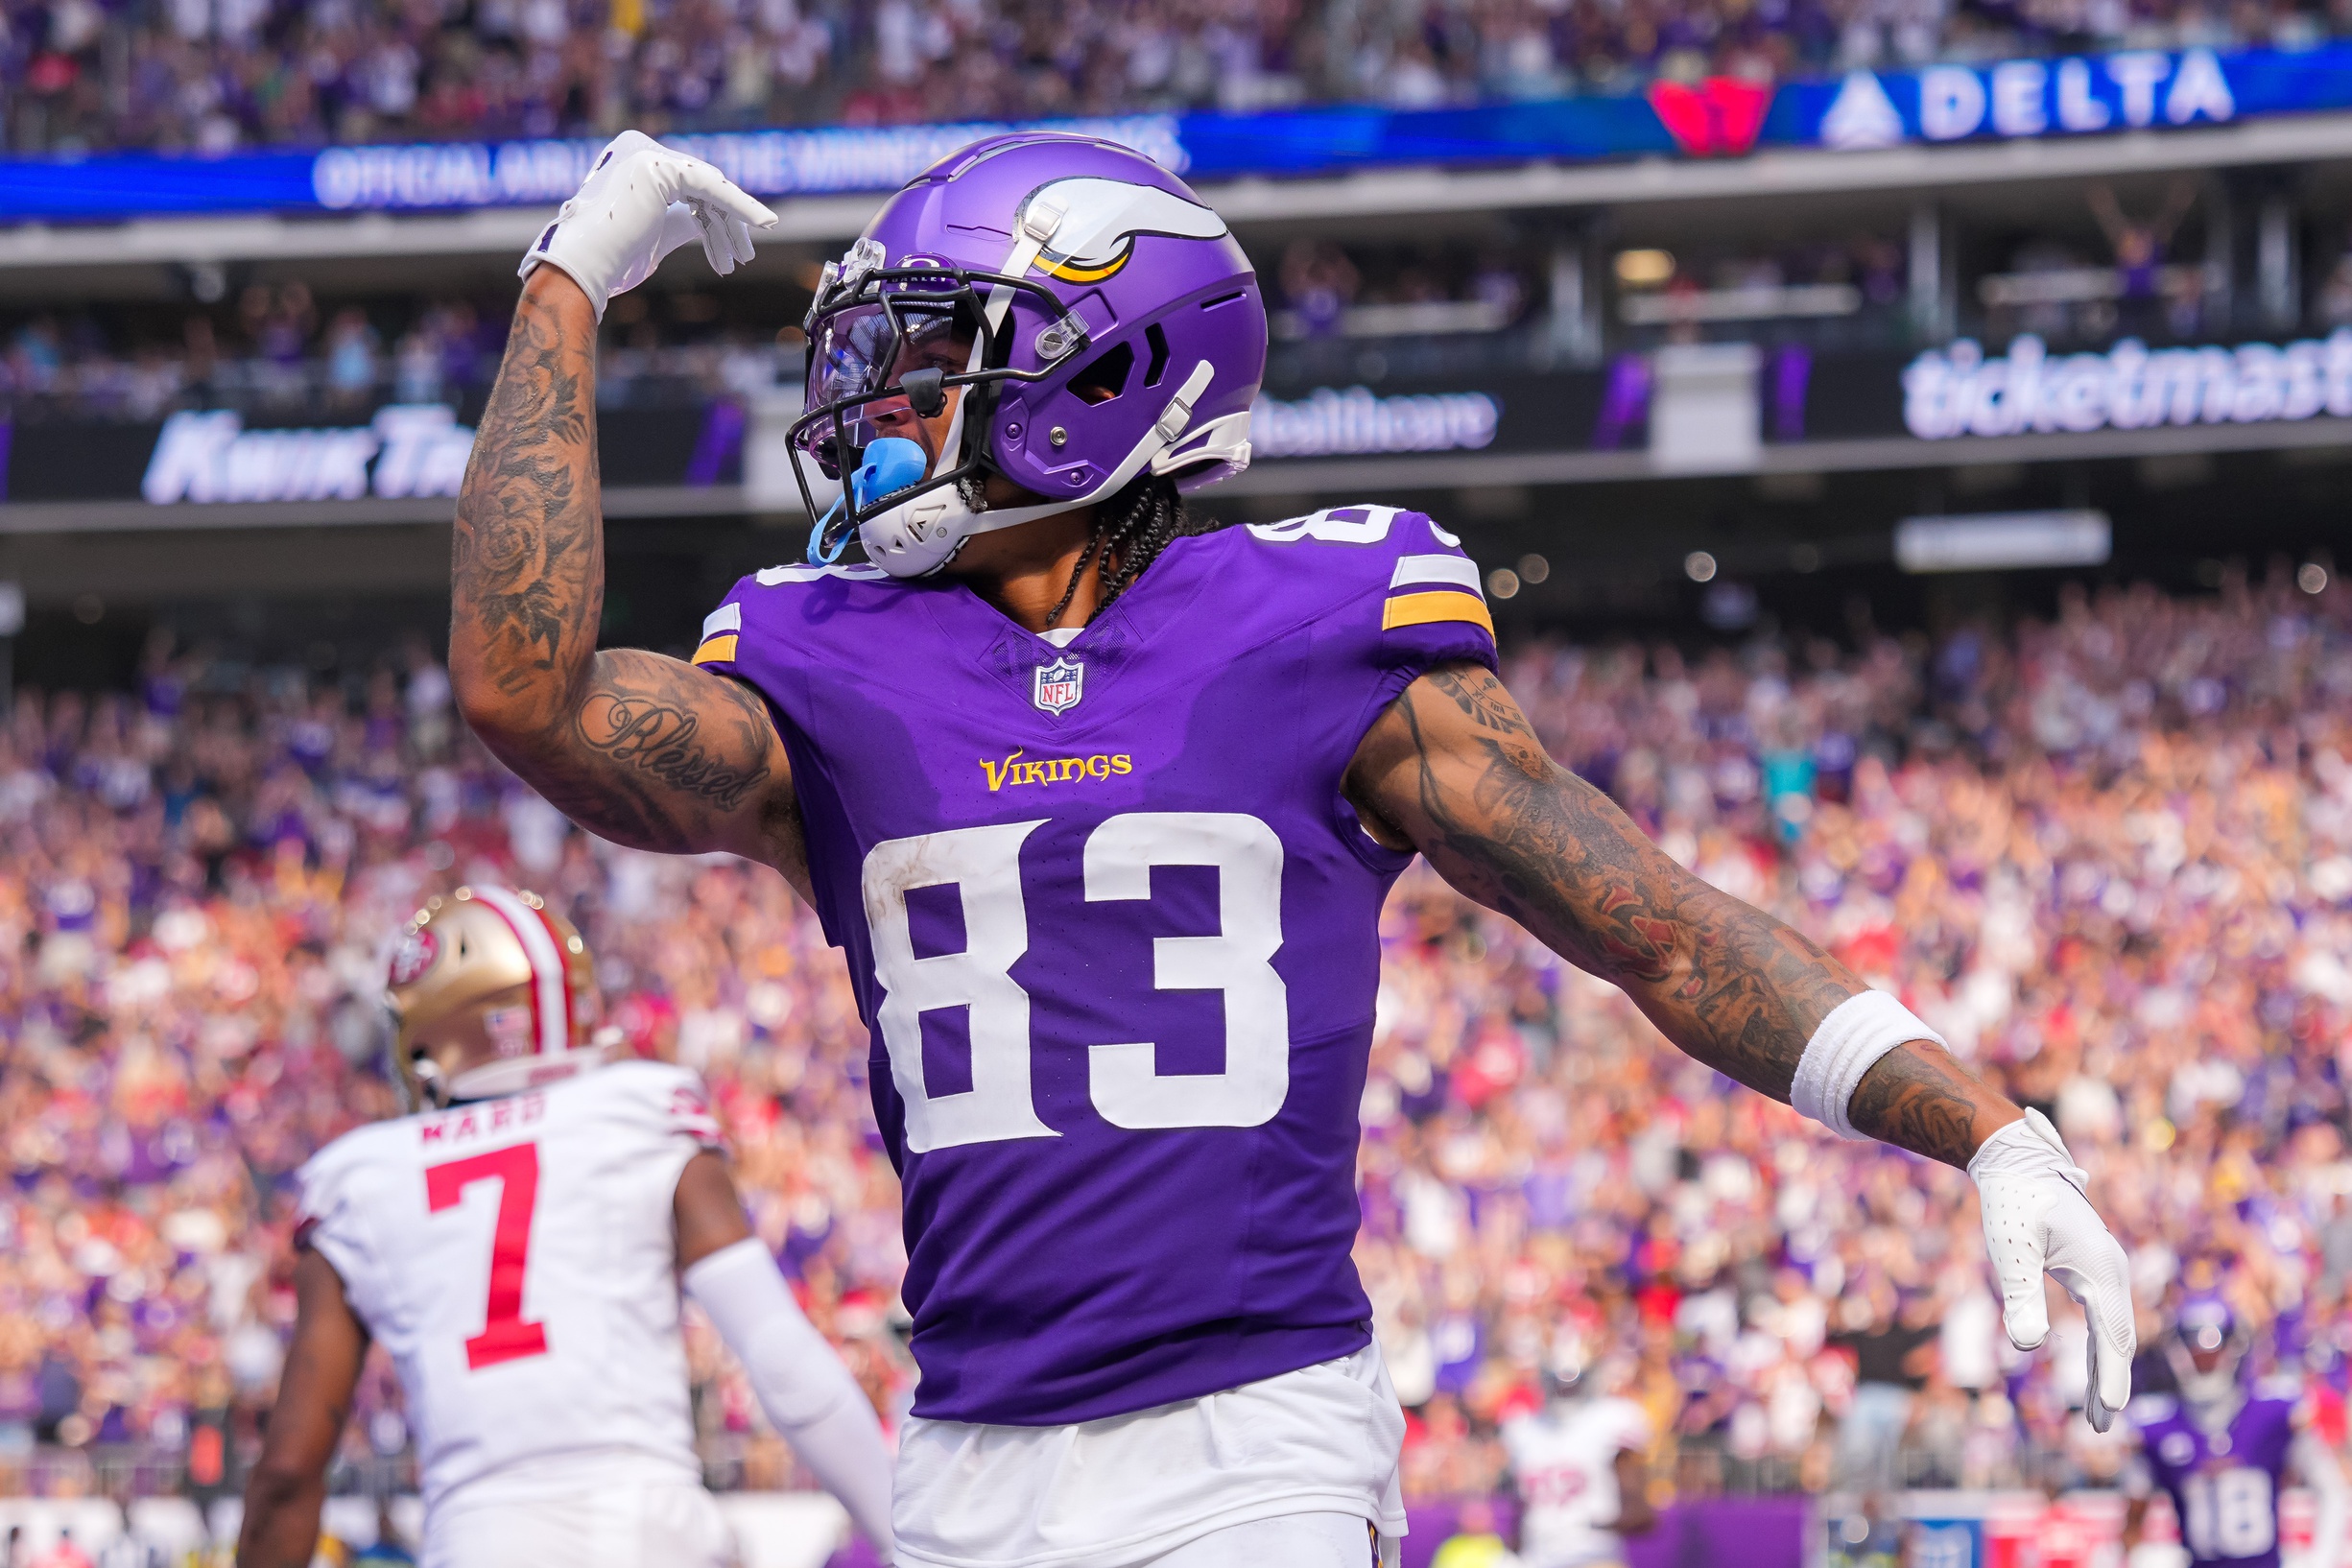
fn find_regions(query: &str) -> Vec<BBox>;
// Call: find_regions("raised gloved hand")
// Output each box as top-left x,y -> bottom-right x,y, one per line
519,131 -> 776,320
1970,1107 -> 2135,1431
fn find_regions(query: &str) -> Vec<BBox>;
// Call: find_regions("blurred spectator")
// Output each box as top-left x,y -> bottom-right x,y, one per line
324,309 -> 385,410
1429,1496 -> 1521,1567
1829,1285 -> 1937,1494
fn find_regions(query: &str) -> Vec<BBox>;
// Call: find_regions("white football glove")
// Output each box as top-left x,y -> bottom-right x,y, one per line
519,130 -> 777,320
1969,1107 -> 2135,1431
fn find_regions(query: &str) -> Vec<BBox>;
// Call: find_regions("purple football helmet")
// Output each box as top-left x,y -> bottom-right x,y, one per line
791,132 -> 1267,577
2168,1295 -> 2249,1408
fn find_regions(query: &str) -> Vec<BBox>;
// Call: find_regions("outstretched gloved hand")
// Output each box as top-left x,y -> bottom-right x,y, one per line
1970,1107 -> 2135,1431
519,130 -> 777,320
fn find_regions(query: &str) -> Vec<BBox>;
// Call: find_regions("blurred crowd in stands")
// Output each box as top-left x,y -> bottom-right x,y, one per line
2,0 -> 2349,154
0,283 -> 802,419
28,212 -> 2352,424
2,559 -> 2352,1534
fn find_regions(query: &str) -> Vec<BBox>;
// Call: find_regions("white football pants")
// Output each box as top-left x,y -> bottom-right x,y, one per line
1141,1512 -> 1376,1566
422,1481 -> 734,1568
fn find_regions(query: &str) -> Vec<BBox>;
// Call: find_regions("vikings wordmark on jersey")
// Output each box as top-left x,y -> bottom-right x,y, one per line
697,504 -> 1495,1426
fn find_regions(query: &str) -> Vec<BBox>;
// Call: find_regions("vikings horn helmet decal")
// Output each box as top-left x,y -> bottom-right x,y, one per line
791,133 -> 1268,579
1018,178 -> 1232,282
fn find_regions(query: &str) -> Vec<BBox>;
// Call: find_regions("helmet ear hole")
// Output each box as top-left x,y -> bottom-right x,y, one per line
1143,323 -> 1170,389
1069,343 -> 1134,406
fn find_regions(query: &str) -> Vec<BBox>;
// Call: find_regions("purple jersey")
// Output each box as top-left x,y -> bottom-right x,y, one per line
2131,1388 -> 2300,1568
697,505 -> 1496,1425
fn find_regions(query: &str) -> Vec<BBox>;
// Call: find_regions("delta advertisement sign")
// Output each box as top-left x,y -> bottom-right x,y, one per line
6,42 -> 2352,222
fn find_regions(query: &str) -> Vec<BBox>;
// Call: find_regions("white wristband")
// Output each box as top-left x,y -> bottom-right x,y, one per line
1791,990 -> 1947,1140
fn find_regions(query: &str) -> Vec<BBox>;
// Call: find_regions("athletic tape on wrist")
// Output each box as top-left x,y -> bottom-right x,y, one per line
1791,990 -> 1947,1140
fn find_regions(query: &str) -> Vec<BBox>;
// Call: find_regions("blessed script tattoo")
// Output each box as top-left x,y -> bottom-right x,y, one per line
449,270 -> 808,893
579,681 -> 772,813
1347,663 -> 2017,1168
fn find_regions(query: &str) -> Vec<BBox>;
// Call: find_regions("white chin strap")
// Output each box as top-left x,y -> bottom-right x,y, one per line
858,189 -> 1249,579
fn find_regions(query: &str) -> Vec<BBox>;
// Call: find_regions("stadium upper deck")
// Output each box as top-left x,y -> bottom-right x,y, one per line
2,20 -> 2350,643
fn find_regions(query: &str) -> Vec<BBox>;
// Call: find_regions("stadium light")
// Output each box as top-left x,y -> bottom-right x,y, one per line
1615,249 -> 1675,286
1893,511 -> 2112,574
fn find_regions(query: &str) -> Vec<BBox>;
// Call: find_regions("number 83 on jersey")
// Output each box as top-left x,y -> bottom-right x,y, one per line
862,810 -> 1289,1152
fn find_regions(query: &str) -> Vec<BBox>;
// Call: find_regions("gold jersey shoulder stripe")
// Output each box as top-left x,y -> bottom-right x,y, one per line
691,633 -> 739,666
1382,589 -> 1494,636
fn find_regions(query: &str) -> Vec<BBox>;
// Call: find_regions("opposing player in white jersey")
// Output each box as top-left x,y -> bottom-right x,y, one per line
1500,1363 -> 1655,1568
236,886 -> 896,1568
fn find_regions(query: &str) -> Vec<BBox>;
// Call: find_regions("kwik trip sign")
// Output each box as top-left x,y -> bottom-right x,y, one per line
141,405 -> 478,504
1902,331 -> 2352,440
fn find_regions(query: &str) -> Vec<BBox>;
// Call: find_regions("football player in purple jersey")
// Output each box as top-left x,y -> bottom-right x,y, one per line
2123,1297 -> 2348,1568
447,129 -> 2137,1568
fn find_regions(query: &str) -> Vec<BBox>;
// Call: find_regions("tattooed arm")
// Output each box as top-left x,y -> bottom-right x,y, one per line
449,268 -> 809,896
1343,662 -> 2021,1169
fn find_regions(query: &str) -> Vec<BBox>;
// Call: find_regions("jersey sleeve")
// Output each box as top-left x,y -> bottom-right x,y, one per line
584,1062 -> 728,1203
1602,1396 -> 1653,1454
1246,503 -> 1498,685
690,597 -> 745,673
294,1132 -> 391,1324
1367,511 -> 1500,681
691,561 -> 895,680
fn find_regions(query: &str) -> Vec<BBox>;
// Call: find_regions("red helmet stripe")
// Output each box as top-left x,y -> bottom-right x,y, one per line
526,901 -> 576,1047
466,887 -> 569,1058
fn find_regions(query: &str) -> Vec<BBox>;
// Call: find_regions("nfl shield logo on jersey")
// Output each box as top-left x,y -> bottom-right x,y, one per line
1033,656 -> 1084,715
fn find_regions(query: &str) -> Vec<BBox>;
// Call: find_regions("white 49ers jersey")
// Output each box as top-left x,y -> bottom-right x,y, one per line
297,1061 -> 724,1514
1500,1396 -> 1651,1568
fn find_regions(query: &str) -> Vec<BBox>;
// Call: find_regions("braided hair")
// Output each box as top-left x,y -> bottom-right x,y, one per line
1041,473 -> 1211,630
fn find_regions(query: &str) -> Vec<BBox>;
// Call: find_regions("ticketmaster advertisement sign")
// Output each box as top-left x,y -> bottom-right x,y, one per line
1900,331 -> 2352,440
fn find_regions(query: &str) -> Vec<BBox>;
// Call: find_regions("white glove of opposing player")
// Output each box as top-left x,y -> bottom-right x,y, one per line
1970,1107 -> 2135,1431
518,130 -> 777,320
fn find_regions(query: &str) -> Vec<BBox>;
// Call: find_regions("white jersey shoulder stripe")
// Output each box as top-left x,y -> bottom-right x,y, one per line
753,562 -> 889,586
1390,554 -> 1484,595
701,602 -> 743,638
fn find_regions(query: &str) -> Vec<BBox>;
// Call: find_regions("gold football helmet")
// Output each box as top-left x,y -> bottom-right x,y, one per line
384,886 -> 604,1109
